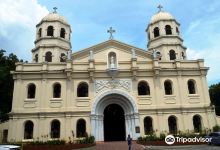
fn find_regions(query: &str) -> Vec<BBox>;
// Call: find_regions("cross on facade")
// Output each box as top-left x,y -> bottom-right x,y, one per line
157,4 -> 163,12
53,7 -> 58,13
107,27 -> 116,40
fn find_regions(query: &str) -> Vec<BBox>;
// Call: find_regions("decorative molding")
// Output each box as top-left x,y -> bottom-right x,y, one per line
94,79 -> 132,94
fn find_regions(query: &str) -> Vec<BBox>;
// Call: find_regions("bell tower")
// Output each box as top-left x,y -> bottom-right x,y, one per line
146,5 -> 187,60
32,7 -> 72,63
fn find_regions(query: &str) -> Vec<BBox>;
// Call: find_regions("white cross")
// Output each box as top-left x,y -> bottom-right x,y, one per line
107,27 -> 116,40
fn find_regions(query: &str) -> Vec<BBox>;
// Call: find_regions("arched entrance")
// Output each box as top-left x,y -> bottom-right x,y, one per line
104,104 -> 125,141
91,90 -> 140,141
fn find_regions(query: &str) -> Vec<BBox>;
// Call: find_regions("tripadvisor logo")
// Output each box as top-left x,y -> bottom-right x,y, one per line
165,135 -> 175,145
165,135 -> 212,145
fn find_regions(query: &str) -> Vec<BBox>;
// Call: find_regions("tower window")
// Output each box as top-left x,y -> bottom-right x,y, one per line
77,82 -> 88,97
188,80 -> 196,94
27,83 -> 36,99
60,53 -> 66,62
24,120 -> 34,139
35,54 -> 38,62
53,83 -> 61,98
165,25 -> 172,35
51,120 -> 60,138
76,119 -> 86,137
169,50 -> 176,60
38,28 -> 42,38
193,115 -> 202,132
164,80 -> 173,95
153,27 -> 160,38
144,117 -> 153,135
45,51 -> 52,62
138,81 -> 150,95
168,116 -> 177,134
47,26 -> 54,36
60,28 -> 65,38
176,27 -> 179,33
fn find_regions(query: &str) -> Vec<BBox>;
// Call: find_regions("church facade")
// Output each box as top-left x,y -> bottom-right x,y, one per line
2,8 -> 220,142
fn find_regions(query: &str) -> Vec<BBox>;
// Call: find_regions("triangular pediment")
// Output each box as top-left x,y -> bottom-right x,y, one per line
72,39 -> 153,62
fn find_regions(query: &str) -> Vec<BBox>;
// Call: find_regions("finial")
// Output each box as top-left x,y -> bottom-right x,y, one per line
157,4 -> 163,12
107,27 -> 116,40
53,7 -> 58,13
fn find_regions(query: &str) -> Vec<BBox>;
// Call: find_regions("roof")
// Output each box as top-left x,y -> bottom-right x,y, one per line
40,12 -> 69,25
150,11 -> 175,24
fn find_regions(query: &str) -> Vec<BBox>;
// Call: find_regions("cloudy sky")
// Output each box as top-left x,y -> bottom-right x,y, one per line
0,0 -> 220,85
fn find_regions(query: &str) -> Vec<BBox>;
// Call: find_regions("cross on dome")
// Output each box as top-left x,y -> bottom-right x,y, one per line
53,7 -> 58,13
157,4 -> 163,12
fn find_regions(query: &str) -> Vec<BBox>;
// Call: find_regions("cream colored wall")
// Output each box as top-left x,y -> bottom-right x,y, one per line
9,43 -> 219,141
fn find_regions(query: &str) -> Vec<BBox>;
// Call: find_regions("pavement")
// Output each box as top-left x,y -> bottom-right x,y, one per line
74,141 -> 220,150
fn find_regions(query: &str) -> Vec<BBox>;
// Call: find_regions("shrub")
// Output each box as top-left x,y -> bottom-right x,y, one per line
213,125 -> 220,132
77,136 -> 95,144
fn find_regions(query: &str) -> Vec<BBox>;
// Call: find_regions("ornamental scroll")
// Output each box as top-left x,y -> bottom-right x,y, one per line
95,79 -> 132,94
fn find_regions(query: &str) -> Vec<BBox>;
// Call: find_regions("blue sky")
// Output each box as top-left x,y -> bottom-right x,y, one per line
0,0 -> 220,85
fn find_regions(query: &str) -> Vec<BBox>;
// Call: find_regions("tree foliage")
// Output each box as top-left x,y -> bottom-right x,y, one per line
0,49 -> 19,121
209,82 -> 220,116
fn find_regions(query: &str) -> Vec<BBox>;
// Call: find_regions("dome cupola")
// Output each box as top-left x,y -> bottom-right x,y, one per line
32,7 -> 72,63
146,5 -> 187,61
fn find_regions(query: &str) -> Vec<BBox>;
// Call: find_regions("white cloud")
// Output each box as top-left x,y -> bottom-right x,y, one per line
0,0 -> 48,60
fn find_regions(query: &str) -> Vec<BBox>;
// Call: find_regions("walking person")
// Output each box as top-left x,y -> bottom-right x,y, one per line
127,134 -> 132,150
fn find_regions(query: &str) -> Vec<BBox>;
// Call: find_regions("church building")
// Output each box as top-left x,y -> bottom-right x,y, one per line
1,7 -> 220,142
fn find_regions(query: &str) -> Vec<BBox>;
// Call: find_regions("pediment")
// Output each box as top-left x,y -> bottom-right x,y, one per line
72,39 -> 153,62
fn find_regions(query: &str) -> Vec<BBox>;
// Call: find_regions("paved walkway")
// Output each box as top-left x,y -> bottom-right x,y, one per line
95,141 -> 144,150
75,142 -> 220,150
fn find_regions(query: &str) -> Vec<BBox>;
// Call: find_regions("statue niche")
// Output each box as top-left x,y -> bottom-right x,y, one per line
108,52 -> 117,69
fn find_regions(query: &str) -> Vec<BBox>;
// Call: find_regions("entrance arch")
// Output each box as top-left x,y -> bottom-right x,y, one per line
104,104 -> 125,141
91,90 -> 140,141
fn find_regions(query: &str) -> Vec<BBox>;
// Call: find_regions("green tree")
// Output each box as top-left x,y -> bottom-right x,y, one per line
209,82 -> 220,116
0,49 -> 19,121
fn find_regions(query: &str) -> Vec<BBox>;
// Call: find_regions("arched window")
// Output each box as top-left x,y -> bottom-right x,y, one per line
153,27 -> 160,38
27,83 -> 36,99
38,28 -> 42,38
60,53 -> 65,62
169,50 -> 176,60
188,80 -> 196,94
193,115 -> 202,132
164,80 -> 173,95
108,52 -> 117,69
35,54 -> 38,62
24,121 -> 34,139
51,120 -> 60,138
47,26 -> 54,36
165,25 -> 172,35
138,81 -> 150,95
144,117 -> 153,135
168,116 -> 177,134
76,119 -> 86,137
60,28 -> 65,38
77,82 -> 88,97
53,83 -> 61,98
45,51 -> 52,62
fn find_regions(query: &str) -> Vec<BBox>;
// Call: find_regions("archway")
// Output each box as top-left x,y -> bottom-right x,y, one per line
91,90 -> 140,141
104,104 -> 125,141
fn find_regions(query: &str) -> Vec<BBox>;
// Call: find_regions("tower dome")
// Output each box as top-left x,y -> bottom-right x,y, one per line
146,5 -> 187,61
41,11 -> 69,25
32,8 -> 72,63
150,11 -> 175,24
